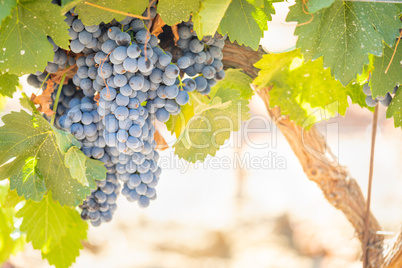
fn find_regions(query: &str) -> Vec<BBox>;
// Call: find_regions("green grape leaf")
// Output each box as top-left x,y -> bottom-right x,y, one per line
0,209 -> 13,263
158,0 -> 201,25
246,0 -> 264,8
86,158 -> 107,182
0,0 -> 16,23
214,69 -> 254,100
61,0 -> 82,14
9,157 -> 46,202
17,193 -> 87,268
0,0 -> 70,75
0,72 -> 19,98
346,82 -> 372,111
370,44 -> 402,98
64,146 -> 90,187
0,110 -> 96,206
386,88 -> 402,128
219,0 -> 275,50
2,189 -> 24,208
53,127 -> 81,154
192,0 -> 232,38
64,147 -> 104,188
254,50 -> 362,128
75,0 -> 148,26
16,194 -> 69,249
172,87 -> 250,163
166,102 -> 195,137
41,206 -> 87,268
307,0 -> 335,13
286,1 -> 402,86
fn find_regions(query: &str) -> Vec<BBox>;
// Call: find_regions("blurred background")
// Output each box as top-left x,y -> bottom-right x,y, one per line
2,1 -> 402,268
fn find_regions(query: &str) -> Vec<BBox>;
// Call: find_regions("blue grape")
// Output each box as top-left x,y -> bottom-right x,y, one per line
115,32 -> 131,46
164,85 -> 179,99
114,74 -> 128,87
100,87 -> 117,101
123,58 -> 138,72
155,108 -> 170,122
113,46 -> 128,61
176,91 -> 189,105
115,106 -> 129,120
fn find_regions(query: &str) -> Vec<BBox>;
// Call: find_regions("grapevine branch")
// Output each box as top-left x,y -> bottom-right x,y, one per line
217,41 -> 402,268
363,104 -> 379,268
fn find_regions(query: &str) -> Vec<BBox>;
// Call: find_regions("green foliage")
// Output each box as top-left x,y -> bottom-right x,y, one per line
219,0 -> 275,50
287,0 -> 402,86
370,44 -> 402,98
0,0 -> 70,75
0,0 -> 16,23
192,0 -> 232,38
386,88 -> 402,128
254,50 -> 366,128
213,69 -> 254,100
0,73 -> 19,98
9,157 -> 46,202
17,193 -> 87,268
167,70 -> 252,162
64,146 -> 107,188
306,0 -> 335,13
75,0 -> 149,25
158,0 -> 201,25
246,0 -> 264,8
0,110 -> 103,206
0,184 -> 25,263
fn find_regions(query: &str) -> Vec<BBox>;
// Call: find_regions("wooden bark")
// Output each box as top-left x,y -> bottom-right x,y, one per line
220,41 -> 402,268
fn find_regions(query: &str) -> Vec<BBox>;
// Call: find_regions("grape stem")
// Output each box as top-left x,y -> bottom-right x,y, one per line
35,72 -> 50,96
362,104 -> 379,268
50,73 -> 67,126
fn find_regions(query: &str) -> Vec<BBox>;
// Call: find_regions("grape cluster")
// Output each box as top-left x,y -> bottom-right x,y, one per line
80,170 -> 120,226
363,83 -> 396,107
27,3 -> 228,227
174,20 -> 227,95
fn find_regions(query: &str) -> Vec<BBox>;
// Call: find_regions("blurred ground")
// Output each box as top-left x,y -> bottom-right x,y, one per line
3,1 -> 402,268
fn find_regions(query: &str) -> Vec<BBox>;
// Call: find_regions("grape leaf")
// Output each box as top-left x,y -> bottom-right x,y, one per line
65,147 -> 90,187
9,157 -> 46,202
307,0 -> 335,13
86,158 -> 107,183
17,193 -> 87,268
254,50 -> 364,128
192,0 -> 232,38
0,72 -> 19,98
246,0 -> 264,8
166,102 -> 195,137
75,0 -> 149,26
65,146 -> 105,188
53,127 -> 81,154
214,69 -> 253,100
41,206 -> 87,268
61,0 -> 81,14
0,0 -> 70,75
0,210 -> 13,262
370,44 -> 402,98
286,1 -> 401,86
158,0 -> 201,25
2,189 -> 24,208
219,0 -> 275,50
386,88 -> 402,128
172,87 -> 250,163
0,110 -> 96,206
0,0 -> 16,23
17,194 -> 69,249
